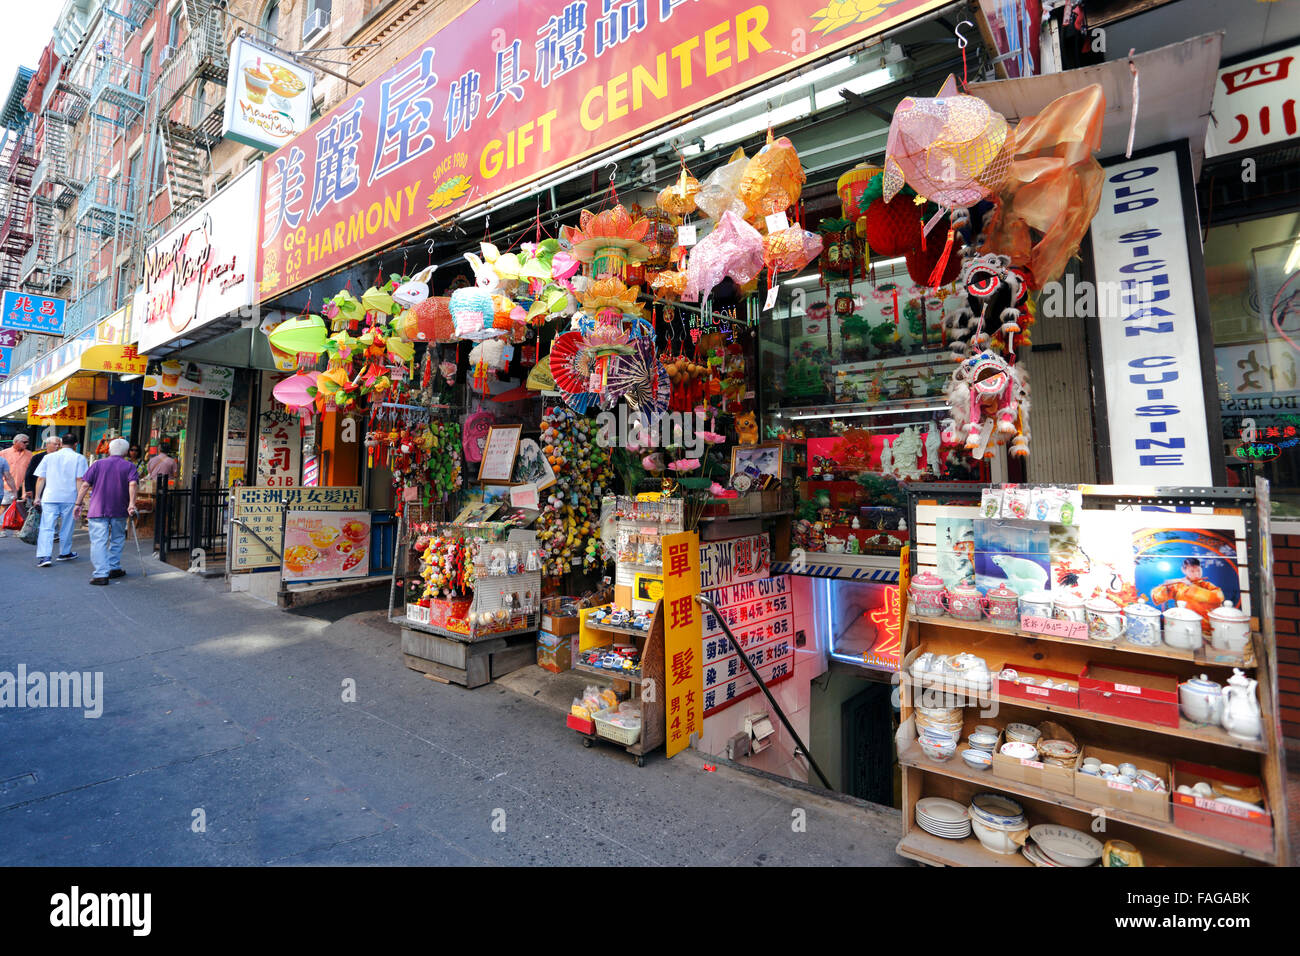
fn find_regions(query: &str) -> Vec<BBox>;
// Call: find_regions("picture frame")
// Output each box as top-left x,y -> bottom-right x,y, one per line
730,443 -> 783,482
511,437 -> 557,491
477,424 -> 522,484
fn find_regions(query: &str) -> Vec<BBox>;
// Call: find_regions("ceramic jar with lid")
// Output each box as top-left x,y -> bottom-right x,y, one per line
1052,591 -> 1085,623
944,583 -> 984,622
981,583 -> 1020,624
1085,596 -> 1123,642
1207,601 -> 1250,654
1178,673 -> 1223,725
909,571 -> 947,618
1018,589 -> 1053,620
1122,600 -> 1162,647
1163,601 -> 1203,650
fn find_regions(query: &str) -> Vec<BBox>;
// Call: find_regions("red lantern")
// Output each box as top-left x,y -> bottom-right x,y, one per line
864,198 -> 921,258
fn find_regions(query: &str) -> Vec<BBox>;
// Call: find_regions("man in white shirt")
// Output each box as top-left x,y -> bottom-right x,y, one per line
33,434 -> 88,568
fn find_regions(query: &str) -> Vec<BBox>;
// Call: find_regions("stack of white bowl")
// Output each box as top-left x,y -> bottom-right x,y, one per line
967,793 -> 1028,855
915,704 -> 963,762
915,797 -> 972,839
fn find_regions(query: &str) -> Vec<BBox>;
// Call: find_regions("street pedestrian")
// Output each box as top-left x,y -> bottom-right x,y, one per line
0,434 -> 32,538
33,434 -> 88,568
147,442 -> 179,484
127,442 -> 146,479
0,447 -> 18,537
24,435 -> 60,502
75,437 -> 138,585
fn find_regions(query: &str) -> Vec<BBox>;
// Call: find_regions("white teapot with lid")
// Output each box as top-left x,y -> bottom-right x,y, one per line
1220,668 -> 1262,741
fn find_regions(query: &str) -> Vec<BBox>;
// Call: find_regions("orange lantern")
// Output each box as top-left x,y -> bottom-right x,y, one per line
739,133 -> 806,222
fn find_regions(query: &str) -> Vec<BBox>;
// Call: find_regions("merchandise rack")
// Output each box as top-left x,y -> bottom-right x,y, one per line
896,480 -> 1290,867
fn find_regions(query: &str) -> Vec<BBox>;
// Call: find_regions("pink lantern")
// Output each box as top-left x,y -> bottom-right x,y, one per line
273,372 -> 319,417
684,211 -> 764,302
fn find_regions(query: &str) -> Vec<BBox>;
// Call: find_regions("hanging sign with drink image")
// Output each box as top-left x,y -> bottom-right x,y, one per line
223,36 -> 314,152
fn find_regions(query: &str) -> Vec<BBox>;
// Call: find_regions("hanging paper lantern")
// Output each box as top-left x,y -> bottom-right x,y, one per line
818,218 -> 859,275
449,287 -> 500,340
273,371 -> 319,414
361,284 -> 398,316
684,210 -> 764,302
651,269 -> 687,299
739,134 -> 806,221
393,265 -> 436,308
561,205 -> 651,279
836,164 -> 880,224
883,75 -> 1013,209
658,167 -> 700,217
641,206 -> 678,265
906,226 -> 963,287
864,197 -> 922,257
695,147 -> 749,221
266,314 -> 328,359
763,228 -> 823,274
325,290 -> 364,331
397,296 -> 454,343
578,275 -> 643,320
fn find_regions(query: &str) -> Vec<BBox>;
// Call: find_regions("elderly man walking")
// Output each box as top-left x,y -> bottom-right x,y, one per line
75,437 -> 138,585
33,434 -> 87,568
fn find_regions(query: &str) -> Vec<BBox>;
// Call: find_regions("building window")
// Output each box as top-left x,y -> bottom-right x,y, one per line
168,7 -> 182,49
140,44 -> 151,92
151,137 -> 167,195
127,150 -> 142,211
262,0 -> 280,42
1205,211 -> 1300,518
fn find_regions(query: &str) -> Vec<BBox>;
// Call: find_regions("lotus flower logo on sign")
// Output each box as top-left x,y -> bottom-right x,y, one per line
223,37 -> 314,152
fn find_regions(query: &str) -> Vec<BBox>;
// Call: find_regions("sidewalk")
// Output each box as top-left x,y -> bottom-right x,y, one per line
0,537 -> 903,866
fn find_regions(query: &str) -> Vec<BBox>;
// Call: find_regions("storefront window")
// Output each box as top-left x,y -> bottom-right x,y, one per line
1204,212 -> 1300,518
146,398 -> 189,486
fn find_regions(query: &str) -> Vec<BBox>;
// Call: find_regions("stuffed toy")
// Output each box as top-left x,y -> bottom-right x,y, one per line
734,410 -> 759,445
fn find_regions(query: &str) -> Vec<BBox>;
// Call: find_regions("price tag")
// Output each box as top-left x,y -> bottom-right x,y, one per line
764,284 -> 780,311
765,211 -> 790,233
1107,780 -> 1134,793
677,224 -> 697,246
1115,682 -> 1142,695
1020,758 -> 1045,770
1025,685 -> 1049,697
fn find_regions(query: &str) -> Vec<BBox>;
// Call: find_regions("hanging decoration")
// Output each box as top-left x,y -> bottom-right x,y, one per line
560,205 -> 651,279
738,133 -> 806,221
695,147 -> 749,221
658,165 -> 701,217
684,210 -> 764,302
762,227 -> 824,275
941,349 -> 1031,459
836,163 -> 881,234
606,337 -> 671,422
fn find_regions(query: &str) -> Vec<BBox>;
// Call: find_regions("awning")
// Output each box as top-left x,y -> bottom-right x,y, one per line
970,33 -> 1223,178
27,344 -> 148,400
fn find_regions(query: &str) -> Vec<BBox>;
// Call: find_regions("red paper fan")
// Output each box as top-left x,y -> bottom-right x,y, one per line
548,330 -> 590,395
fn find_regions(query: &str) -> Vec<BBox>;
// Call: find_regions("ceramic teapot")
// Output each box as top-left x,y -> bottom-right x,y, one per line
1178,674 -> 1223,725
1220,668 -> 1262,741
981,583 -> 1020,623
1207,601 -> 1250,654
1162,601 -> 1203,650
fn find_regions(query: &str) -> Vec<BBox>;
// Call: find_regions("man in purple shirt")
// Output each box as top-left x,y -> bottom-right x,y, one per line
74,437 -> 139,585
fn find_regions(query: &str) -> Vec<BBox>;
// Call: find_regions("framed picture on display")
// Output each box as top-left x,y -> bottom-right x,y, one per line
477,424 -> 523,484
731,443 -> 783,482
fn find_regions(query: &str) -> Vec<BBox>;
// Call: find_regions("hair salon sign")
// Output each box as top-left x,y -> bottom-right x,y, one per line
133,163 -> 262,355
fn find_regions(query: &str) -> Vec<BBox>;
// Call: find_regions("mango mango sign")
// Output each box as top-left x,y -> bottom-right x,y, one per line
255,0 -> 947,299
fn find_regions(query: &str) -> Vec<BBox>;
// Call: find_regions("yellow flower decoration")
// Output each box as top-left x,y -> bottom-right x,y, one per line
811,0 -> 898,35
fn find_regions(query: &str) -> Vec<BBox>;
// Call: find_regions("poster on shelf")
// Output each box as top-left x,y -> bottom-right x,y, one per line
699,574 -> 796,716
1134,527 -> 1241,631
662,531 -> 703,758
973,519 -> 1052,596
511,438 -> 556,490
936,516 -> 975,589
281,510 -> 371,583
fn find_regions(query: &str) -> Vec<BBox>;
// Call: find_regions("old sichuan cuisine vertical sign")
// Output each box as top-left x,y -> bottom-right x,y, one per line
134,164 -> 262,355
255,0 -> 948,299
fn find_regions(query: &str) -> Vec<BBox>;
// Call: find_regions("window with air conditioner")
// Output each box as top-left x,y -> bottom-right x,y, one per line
303,0 -> 331,42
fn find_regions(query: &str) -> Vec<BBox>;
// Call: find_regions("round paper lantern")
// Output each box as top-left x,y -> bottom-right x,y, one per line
864,198 -> 922,257
658,167 -> 700,217
739,135 -> 806,220
398,296 -> 455,343
836,164 -> 881,222
906,235 -> 962,288
273,371 -> 319,413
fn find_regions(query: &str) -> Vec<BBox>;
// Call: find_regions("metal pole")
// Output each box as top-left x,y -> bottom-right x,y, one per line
694,594 -> 833,790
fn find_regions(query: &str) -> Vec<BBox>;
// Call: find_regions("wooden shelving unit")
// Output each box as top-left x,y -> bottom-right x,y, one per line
897,482 -> 1290,868
571,603 -> 666,766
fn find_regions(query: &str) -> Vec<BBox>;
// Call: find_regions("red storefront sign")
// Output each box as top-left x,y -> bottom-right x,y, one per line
255,0 -> 946,300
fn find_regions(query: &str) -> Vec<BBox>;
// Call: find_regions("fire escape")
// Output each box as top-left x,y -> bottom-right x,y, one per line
150,0 -> 228,233
25,69 -> 89,294
0,68 -> 36,294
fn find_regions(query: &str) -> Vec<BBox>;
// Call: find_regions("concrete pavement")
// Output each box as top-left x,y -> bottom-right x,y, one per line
0,529 -> 905,866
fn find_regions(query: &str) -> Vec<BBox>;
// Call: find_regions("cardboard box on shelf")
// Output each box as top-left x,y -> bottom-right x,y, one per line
990,729 -> 1077,795
537,630 -> 575,673
997,663 -> 1083,709
1079,663 -> 1179,728
1172,760 -> 1273,854
1074,745 -> 1172,822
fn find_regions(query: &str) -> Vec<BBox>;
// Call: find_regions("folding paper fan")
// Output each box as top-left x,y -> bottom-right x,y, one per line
548,330 -> 591,395
606,338 -> 670,419
526,356 -> 555,391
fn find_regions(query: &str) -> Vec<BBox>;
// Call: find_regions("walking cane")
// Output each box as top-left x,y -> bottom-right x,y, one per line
130,515 -> 147,578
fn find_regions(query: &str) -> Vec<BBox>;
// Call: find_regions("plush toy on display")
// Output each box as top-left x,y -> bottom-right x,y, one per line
535,404 -> 613,577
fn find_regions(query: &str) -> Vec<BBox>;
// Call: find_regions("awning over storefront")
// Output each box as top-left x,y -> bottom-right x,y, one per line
971,34 -> 1222,176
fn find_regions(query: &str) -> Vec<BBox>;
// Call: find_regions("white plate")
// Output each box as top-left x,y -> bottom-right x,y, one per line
1029,824 -> 1102,866
916,797 -> 967,824
1022,841 -> 1062,867
917,818 -> 971,839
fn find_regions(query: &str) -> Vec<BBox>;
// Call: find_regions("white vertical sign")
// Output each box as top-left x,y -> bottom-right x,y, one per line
1091,149 -> 1213,485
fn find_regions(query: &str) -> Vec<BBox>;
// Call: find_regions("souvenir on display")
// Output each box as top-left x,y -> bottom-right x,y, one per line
684,210 -> 764,302
734,410 -> 759,445
836,163 -> 880,233
763,227 -> 824,276
449,286 -> 501,340
738,133 -> 806,220
942,349 -> 1030,458
392,264 -> 436,308
266,314 -> 329,363
694,147 -> 749,221
944,252 -> 1031,359
561,204 -> 651,279
658,165 -> 700,217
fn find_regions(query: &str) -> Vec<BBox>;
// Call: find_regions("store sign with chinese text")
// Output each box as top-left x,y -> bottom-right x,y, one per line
662,530 -> 703,758
231,486 -> 363,572
698,532 -> 771,590
223,36 -> 315,152
1206,43 -> 1300,158
2,291 -> 65,335
700,574 -> 794,716
134,164 -> 261,355
255,0 -> 949,298
27,399 -> 86,426
257,371 -> 301,487
0,344 -> 11,378
1090,148 -> 1214,484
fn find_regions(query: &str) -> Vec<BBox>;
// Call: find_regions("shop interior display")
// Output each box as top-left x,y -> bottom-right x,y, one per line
898,482 -> 1288,867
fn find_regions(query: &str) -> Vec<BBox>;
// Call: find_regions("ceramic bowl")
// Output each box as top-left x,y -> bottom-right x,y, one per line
969,793 -> 1026,827
1000,741 -> 1038,760
970,815 -> 1029,855
974,724 -> 999,738
968,732 -> 999,751
919,740 -> 957,764
962,748 -> 993,771
1029,824 -> 1103,867
1005,722 -> 1041,743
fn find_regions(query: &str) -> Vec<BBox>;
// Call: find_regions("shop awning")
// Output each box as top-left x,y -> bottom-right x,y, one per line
970,34 -> 1222,178
27,344 -> 148,400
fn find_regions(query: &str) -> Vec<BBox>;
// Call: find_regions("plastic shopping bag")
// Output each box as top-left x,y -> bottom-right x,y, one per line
19,505 -> 39,545
1,499 -> 22,530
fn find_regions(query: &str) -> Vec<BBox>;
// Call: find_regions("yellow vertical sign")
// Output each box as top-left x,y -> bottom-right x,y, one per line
661,531 -> 703,758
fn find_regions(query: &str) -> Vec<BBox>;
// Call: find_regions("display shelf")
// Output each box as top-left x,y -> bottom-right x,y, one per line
584,620 -> 653,639
896,738 -> 1276,863
916,613 -> 1257,670
572,661 -> 645,684
896,828 -> 1034,868
698,510 -> 792,523
901,667 -> 1268,754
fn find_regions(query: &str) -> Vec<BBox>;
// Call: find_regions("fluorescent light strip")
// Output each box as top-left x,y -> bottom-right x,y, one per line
783,256 -> 907,287
787,403 -> 948,420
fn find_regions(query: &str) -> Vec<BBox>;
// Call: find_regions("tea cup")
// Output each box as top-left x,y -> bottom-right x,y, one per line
1118,762 -> 1138,778
1099,763 -> 1119,776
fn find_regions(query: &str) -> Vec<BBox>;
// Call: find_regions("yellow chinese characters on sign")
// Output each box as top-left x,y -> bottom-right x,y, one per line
27,399 -> 87,426
661,531 -> 703,758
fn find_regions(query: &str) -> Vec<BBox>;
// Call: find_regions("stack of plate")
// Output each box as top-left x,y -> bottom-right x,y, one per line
1022,841 -> 1064,867
915,797 -> 972,839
